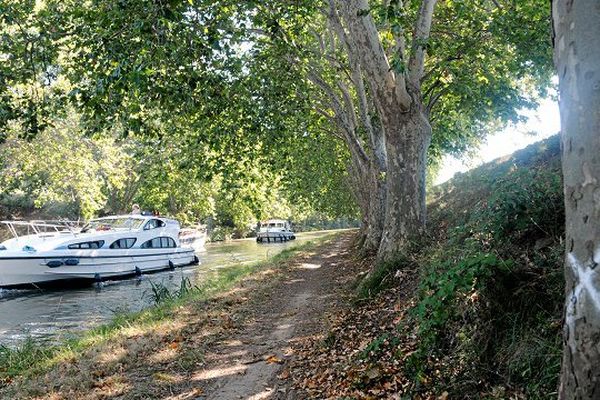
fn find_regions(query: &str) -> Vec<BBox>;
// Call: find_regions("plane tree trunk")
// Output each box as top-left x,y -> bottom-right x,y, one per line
553,1 -> 600,398
378,106 -> 431,259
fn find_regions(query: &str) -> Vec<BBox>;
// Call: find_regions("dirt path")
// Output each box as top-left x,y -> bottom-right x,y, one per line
194,233 -> 361,399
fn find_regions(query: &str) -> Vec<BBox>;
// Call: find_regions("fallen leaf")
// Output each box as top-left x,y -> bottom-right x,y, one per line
278,369 -> 290,379
266,355 -> 283,364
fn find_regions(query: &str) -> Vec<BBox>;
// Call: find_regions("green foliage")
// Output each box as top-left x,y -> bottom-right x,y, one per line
483,168 -> 563,240
0,0 -> 357,226
424,0 -> 555,164
147,276 -> 199,305
413,253 -> 511,353
0,113 -> 131,219
402,138 -> 564,397
357,253 -> 413,299
0,338 -> 55,384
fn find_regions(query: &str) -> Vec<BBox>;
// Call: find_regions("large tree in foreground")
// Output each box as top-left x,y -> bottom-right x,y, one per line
553,1 -> 600,398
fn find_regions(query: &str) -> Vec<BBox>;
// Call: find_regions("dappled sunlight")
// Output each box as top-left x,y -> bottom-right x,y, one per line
192,364 -> 247,381
222,339 -> 245,347
118,319 -> 186,340
153,371 -> 185,385
96,345 -> 127,365
0,234 -> 353,399
91,373 -> 132,397
207,349 -> 249,363
298,262 -> 322,270
164,388 -> 205,400
320,252 -> 341,260
247,387 -> 275,399
148,346 -> 179,364
285,278 -> 305,284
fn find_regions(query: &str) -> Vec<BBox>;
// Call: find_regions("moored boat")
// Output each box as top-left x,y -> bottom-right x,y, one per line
0,215 -> 199,289
256,219 -> 295,243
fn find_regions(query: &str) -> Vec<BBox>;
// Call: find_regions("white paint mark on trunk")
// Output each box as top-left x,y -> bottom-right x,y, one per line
565,252 -> 600,352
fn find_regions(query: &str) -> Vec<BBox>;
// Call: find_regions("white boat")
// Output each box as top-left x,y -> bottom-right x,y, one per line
179,226 -> 207,252
0,215 -> 199,289
256,219 -> 296,243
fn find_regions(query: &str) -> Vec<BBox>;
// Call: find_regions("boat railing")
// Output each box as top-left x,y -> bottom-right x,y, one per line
0,220 -> 83,239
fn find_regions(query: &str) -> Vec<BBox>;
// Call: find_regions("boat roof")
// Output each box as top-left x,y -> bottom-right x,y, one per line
261,219 -> 288,224
90,214 -> 177,223
91,214 -> 151,221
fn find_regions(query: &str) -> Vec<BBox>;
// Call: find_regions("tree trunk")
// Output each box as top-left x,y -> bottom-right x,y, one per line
364,118 -> 388,254
362,164 -> 386,254
553,1 -> 600,398
377,106 -> 431,261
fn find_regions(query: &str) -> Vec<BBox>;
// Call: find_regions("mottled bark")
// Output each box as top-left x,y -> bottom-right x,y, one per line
377,105 -> 431,260
553,1 -> 600,398
363,165 -> 386,253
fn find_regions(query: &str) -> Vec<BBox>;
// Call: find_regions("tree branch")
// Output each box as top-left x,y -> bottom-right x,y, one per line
339,0 -> 412,111
408,0 -> 438,88
326,1 -> 377,148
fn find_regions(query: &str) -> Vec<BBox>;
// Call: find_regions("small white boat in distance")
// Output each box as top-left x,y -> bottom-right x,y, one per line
0,215 -> 198,289
256,219 -> 296,243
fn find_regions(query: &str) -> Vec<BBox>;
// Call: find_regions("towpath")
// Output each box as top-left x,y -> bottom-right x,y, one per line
195,232 -> 359,399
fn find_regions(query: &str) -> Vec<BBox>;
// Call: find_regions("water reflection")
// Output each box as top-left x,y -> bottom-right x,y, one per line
0,231 -> 337,347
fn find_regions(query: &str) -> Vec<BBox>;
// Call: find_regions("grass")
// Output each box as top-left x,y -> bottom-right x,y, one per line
0,233 -> 340,388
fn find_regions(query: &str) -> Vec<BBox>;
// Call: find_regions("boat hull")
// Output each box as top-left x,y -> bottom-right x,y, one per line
0,249 -> 197,289
256,232 -> 296,242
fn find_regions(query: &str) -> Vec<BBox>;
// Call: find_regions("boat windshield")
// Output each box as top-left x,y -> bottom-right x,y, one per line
262,222 -> 284,228
81,218 -> 145,232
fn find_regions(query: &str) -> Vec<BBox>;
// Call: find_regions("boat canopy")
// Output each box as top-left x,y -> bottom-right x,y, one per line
81,217 -> 145,232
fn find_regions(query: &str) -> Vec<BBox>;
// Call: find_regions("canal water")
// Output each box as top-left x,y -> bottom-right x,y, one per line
0,230 -> 338,347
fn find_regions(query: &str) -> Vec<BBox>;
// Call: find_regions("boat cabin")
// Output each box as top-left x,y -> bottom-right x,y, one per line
257,219 -> 295,243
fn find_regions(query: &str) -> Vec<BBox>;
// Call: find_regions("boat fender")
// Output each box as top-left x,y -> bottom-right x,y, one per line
169,260 -> 175,270
64,258 -> 79,266
94,273 -> 101,283
47,260 -> 64,268
135,267 -> 142,276
193,255 -> 199,265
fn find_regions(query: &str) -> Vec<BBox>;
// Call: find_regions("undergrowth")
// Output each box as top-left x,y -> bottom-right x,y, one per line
359,136 -> 564,398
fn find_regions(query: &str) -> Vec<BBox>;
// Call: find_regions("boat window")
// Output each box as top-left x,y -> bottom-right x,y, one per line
81,218 -> 144,232
140,237 -> 176,249
143,219 -> 166,230
109,238 -> 136,249
68,240 -> 105,249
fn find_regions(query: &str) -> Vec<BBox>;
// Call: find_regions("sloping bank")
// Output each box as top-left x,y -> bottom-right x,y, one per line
290,135 -> 564,399
0,232 -> 344,398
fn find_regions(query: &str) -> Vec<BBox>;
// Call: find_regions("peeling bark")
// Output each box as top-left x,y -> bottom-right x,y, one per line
553,1 -> 600,398
377,105 -> 431,260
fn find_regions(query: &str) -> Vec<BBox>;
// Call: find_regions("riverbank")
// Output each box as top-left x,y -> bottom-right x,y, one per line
0,231 -> 362,398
